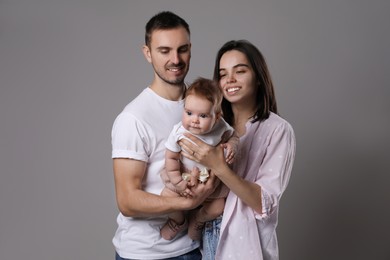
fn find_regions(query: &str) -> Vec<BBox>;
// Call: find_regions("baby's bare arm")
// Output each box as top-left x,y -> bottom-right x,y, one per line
165,149 -> 192,195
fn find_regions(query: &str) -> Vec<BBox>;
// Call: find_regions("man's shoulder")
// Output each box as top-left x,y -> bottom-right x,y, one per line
112,89 -> 150,125
122,88 -> 151,110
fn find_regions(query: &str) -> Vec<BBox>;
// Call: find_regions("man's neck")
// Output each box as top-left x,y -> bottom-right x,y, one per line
149,80 -> 186,101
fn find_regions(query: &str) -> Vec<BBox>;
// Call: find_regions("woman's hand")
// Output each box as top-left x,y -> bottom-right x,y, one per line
178,133 -> 227,172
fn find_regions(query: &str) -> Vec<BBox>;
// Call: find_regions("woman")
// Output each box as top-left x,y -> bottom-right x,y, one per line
179,40 -> 296,260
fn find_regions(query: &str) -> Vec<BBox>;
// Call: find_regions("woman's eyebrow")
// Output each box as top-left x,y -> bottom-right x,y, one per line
233,63 -> 249,69
219,63 -> 249,71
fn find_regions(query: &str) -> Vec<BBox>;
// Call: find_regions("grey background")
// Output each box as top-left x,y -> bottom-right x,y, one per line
1,0 -> 389,259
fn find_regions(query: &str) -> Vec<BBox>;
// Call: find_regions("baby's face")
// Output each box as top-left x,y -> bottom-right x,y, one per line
182,94 -> 217,135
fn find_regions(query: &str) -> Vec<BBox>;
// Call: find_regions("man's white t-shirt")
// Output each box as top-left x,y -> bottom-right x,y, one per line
111,88 -> 199,259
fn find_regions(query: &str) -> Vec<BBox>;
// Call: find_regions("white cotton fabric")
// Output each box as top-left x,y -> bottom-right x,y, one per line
165,118 -> 234,173
111,88 -> 199,259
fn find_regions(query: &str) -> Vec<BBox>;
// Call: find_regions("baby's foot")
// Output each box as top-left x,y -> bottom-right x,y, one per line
160,218 -> 187,240
188,215 -> 205,241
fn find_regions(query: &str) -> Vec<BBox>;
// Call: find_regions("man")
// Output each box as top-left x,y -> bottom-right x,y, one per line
112,11 -> 216,260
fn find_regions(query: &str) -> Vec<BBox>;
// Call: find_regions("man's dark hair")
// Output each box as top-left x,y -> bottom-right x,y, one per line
145,11 -> 190,47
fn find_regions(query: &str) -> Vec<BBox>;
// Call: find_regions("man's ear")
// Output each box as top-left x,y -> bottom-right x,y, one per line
142,45 -> 152,63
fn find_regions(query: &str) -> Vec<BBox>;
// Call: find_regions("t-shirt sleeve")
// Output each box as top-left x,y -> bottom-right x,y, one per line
164,124 -> 182,153
111,112 -> 149,162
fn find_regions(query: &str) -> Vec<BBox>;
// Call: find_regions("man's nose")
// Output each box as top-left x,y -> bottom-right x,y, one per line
170,51 -> 180,64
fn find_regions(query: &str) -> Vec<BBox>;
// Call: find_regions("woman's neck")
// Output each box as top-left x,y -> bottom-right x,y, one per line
232,103 -> 257,137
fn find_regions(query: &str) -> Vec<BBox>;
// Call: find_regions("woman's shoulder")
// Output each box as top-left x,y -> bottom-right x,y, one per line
262,112 -> 293,130
245,113 -> 294,139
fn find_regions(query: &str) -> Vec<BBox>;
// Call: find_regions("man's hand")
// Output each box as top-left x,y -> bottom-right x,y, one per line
185,167 -> 217,206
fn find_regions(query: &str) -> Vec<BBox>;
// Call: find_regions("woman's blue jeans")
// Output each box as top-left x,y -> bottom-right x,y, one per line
201,216 -> 222,260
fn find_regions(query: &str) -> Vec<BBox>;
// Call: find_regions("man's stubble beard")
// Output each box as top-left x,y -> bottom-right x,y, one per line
153,63 -> 189,87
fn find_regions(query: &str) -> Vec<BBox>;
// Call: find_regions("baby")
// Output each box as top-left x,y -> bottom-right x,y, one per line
160,77 -> 238,240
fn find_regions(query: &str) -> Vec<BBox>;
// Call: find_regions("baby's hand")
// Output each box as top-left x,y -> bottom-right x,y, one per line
221,143 -> 236,164
179,172 -> 195,197
178,187 -> 193,198
221,131 -> 239,165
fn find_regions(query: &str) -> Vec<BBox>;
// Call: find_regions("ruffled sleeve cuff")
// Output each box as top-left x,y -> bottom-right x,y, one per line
254,189 -> 275,220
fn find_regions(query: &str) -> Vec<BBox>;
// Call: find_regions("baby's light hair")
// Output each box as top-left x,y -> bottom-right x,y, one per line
185,77 -> 223,115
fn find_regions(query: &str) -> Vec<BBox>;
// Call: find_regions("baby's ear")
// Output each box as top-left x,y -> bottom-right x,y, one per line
216,112 -> 222,121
